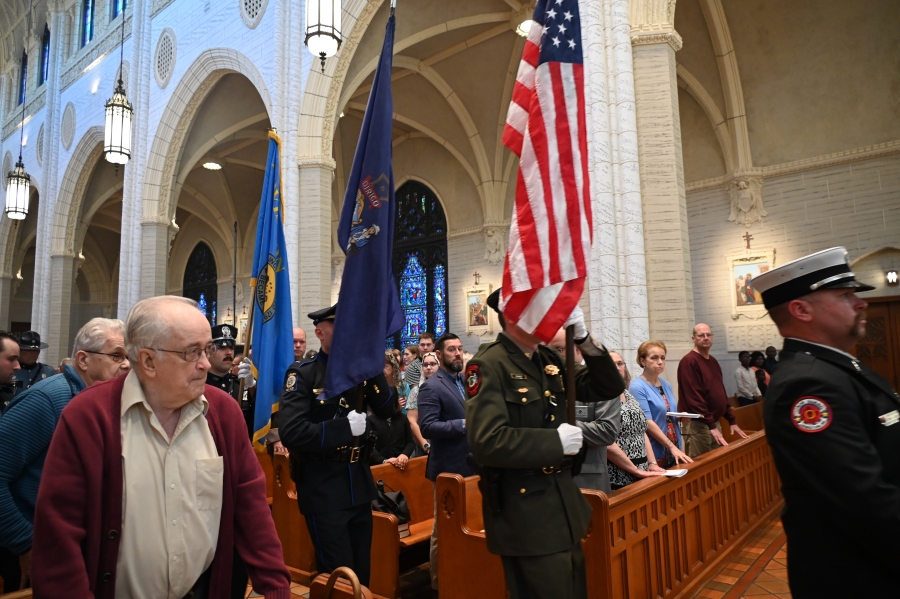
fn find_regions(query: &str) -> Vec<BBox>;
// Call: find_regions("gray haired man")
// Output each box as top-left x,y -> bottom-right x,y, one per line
0,318 -> 129,591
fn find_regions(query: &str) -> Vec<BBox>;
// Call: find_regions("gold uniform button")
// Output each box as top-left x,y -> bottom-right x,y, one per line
520,488 -> 526,494
521,397 -> 527,403
544,391 -> 551,397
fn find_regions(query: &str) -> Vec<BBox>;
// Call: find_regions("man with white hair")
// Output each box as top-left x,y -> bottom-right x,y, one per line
32,296 -> 291,599
0,318 -> 129,592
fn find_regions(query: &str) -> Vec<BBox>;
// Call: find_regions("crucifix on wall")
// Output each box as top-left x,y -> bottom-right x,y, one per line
473,271 -> 481,285
743,231 -> 753,250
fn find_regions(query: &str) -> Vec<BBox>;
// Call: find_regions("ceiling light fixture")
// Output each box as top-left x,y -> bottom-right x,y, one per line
203,161 -> 222,171
516,19 -> 534,37
305,0 -> 342,73
104,9 -> 133,172
887,270 -> 899,286
6,3 -> 33,221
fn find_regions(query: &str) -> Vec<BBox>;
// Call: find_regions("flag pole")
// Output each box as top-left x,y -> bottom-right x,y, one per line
238,281 -> 256,402
565,325 -> 576,425
233,220 -> 238,323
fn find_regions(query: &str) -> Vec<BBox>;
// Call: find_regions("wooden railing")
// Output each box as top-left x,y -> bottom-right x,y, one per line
436,426 -> 782,599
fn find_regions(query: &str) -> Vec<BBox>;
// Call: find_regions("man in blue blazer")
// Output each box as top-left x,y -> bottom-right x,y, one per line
417,332 -> 474,589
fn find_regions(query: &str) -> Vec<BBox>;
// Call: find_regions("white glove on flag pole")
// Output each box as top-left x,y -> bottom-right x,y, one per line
498,0 -> 592,343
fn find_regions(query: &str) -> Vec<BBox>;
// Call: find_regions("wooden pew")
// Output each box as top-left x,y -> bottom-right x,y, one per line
436,430 -> 782,599
271,453 -> 319,584
368,456 -> 434,599
257,449 -> 274,504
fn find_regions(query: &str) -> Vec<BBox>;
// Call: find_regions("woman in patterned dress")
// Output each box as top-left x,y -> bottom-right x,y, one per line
606,351 -> 667,490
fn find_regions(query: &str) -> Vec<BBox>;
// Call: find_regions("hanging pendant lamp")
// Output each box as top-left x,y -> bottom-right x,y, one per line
6,44 -> 30,220
305,0 -> 342,73
104,12 -> 132,168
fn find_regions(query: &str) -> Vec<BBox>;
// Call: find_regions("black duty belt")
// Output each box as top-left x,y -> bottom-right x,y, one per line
296,445 -> 363,463
519,457 -> 575,476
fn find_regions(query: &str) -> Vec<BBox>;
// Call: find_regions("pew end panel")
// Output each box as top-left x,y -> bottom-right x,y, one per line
580,490 -> 614,599
272,453 -> 319,584
369,512 -> 402,599
257,449 -> 274,504
435,474 -> 506,599
604,430 -> 782,599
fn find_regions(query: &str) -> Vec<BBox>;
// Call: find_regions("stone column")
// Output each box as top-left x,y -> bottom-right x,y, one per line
0,276 -> 12,329
581,0 -> 650,365
44,255 -> 77,366
139,220 -> 170,298
297,157 -> 335,351
631,24 -> 696,387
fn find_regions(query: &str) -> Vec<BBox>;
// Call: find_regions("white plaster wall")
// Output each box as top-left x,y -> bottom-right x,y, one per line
687,153 -> 900,394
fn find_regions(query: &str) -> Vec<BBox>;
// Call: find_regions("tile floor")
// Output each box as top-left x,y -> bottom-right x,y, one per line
691,517 -> 790,599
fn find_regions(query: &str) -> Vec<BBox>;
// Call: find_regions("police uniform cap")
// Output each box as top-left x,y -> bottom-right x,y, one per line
18,331 -> 48,350
211,324 -> 238,347
308,303 -> 337,326
753,246 -> 875,310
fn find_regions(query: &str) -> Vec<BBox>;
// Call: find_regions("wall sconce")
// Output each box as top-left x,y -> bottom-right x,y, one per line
887,270 -> 899,286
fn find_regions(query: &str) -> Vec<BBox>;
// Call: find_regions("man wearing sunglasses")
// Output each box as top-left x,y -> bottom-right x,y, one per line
0,318 -> 129,592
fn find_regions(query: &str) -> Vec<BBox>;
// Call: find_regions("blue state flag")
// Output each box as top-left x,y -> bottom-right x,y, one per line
322,11 -> 404,401
249,131 -> 294,446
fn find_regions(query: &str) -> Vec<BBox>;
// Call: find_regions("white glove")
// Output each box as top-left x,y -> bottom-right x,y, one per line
556,422 -> 583,456
237,359 -> 256,389
348,410 -> 367,436
564,306 -> 588,340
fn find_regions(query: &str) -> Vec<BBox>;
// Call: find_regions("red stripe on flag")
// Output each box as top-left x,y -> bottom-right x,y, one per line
531,279 -> 585,341
526,76 -> 561,285
522,40 -> 540,68
574,65 -> 592,247
548,63 -> 585,278
513,169 -> 544,288
502,125 -> 524,157
511,81 -> 533,113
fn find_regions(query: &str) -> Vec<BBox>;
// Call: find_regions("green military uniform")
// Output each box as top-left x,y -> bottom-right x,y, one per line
464,332 -> 623,599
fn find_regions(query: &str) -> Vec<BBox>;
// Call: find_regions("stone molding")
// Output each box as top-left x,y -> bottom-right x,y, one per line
240,0 -> 270,29
51,126 -> 104,257
59,15 -> 132,92
297,156 -> 336,171
686,139 -> 900,192
151,0 -> 176,18
2,87 -> 46,141
630,29 -> 683,52
153,28 -> 177,89
724,322 -> 782,353
60,102 -> 76,149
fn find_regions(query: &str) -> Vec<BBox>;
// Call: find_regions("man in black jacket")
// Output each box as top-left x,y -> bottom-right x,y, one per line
755,247 -> 900,598
278,304 -> 393,586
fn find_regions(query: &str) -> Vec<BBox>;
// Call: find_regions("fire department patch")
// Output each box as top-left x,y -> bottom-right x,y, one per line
466,365 -> 481,397
791,396 -> 832,433
285,372 -> 297,392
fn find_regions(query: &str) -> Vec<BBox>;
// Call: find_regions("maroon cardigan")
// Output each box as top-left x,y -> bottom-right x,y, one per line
31,374 -> 291,599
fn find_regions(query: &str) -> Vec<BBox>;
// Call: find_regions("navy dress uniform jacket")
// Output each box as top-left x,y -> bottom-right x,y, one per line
417,368 -> 475,481
278,351 -> 394,516
764,338 -> 900,598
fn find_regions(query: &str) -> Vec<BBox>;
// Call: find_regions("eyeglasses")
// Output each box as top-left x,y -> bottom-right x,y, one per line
153,342 -> 215,362
84,350 -> 128,363
694,333 -> 713,338
423,361 -> 439,368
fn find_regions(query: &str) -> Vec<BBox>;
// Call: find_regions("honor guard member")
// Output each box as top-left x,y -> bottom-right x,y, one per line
13,332 -> 55,397
754,247 -> 900,598
207,324 -> 257,436
278,303 -> 394,586
465,290 -> 624,599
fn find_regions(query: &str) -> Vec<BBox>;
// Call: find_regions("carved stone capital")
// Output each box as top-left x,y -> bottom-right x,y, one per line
167,218 -> 180,258
297,156 -> 337,171
630,29 -> 683,52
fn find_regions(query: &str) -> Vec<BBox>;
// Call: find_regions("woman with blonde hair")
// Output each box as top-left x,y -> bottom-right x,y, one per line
630,341 -> 693,467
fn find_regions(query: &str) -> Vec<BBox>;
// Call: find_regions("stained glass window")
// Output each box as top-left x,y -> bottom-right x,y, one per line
388,181 -> 448,349
17,51 -> 26,106
183,242 -> 218,325
39,26 -> 50,86
81,0 -> 95,47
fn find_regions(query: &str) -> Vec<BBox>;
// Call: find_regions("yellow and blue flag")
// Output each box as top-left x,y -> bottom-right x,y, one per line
321,11 -> 404,401
249,131 -> 294,446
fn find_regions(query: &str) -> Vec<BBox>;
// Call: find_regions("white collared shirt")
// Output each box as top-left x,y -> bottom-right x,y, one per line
115,371 -> 223,599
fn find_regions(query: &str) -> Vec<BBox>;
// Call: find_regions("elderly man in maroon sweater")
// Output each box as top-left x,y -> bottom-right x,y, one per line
31,296 -> 291,599
677,323 -> 748,458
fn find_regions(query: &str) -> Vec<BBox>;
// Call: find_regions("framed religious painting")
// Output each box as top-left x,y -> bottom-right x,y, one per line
725,248 -> 775,320
465,283 -> 493,337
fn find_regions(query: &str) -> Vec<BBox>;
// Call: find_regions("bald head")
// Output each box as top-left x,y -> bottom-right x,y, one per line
548,328 -> 582,363
691,323 -> 714,355
293,327 -> 307,361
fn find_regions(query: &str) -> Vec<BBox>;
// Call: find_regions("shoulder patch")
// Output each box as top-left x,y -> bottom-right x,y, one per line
465,364 -> 482,397
285,372 -> 298,392
791,396 -> 832,433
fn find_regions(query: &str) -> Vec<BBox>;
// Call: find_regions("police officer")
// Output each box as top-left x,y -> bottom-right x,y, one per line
465,290 -> 623,599
278,303 -> 394,586
13,332 -> 54,397
753,247 -> 900,598
207,324 -> 256,435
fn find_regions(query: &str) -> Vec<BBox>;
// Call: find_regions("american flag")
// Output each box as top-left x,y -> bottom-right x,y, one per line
500,0 -> 592,343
